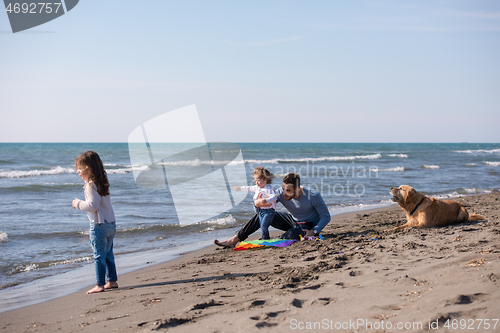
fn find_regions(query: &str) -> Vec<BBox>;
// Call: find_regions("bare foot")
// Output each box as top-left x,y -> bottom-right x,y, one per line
86,285 -> 105,294
214,235 -> 240,248
104,281 -> 118,289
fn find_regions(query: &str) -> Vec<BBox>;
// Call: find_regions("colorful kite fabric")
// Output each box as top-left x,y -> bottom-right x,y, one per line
233,239 -> 297,251
300,234 -> 323,241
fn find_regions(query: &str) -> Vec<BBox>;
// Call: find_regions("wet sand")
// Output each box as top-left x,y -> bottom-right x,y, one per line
1,192 -> 499,332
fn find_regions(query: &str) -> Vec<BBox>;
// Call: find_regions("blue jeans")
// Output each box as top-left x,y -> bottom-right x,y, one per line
89,222 -> 117,286
259,208 -> 275,240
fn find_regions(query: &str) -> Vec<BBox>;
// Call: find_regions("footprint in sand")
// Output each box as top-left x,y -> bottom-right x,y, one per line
291,298 -> 307,308
446,293 -> 487,306
255,322 -> 277,328
349,270 -> 363,277
190,299 -> 224,311
250,310 -> 286,321
311,297 -> 332,306
250,300 -> 266,307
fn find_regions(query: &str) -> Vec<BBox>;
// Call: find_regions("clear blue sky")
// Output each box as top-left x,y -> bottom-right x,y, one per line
1,0 -> 499,142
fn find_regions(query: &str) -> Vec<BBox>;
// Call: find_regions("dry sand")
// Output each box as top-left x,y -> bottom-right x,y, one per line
1,192 -> 500,333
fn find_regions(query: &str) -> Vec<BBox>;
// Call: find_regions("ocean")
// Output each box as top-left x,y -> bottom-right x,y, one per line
0,142 -> 499,313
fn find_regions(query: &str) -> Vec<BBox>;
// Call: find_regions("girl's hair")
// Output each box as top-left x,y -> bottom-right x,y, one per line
254,166 -> 273,185
75,151 -> 110,196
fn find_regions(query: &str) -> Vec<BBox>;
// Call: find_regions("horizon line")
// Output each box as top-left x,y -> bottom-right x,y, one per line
0,142 -> 498,144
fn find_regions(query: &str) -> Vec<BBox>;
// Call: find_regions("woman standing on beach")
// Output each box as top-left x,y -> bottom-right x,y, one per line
72,151 -> 118,294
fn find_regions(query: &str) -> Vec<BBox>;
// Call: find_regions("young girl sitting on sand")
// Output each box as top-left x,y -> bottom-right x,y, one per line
233,166 -> 277,240
72,151 -> 118,294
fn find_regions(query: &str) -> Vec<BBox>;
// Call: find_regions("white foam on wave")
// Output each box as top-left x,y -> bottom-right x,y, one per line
199,215 -> 238,232
11,256 -> 94,275
30,182 -> 80,187
388,154 -> 408,158
0,231 -> 7,243
157,159 -> 252,167
16,263 -> 39,273
461,187 -> 490,194
456,149 -> 500,154
242,159 -> 280,165
370,166 -> 404,172
465,163 -> 476,166
159,159 -> 203,167
434,188 -> 492,199
484,161 -> 500,167
0,162 -> 143,178
106,164 -> 149,174
244,154 -> 383,165
0,166 -> 74,179
422,165 -> 440,169
49,256 -> 92,267
275,153 -> 383,163
434,192 -> 465,199
199,214 -> 237,226
154,154 -> 383,167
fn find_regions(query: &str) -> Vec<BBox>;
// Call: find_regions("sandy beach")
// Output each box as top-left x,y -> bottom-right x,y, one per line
1,192 -> 499,333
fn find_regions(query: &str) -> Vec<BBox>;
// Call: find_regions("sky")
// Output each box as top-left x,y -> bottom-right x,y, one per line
1,0 -> 499,143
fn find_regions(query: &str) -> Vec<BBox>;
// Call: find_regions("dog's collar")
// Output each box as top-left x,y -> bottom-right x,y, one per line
409,197 -> 426,216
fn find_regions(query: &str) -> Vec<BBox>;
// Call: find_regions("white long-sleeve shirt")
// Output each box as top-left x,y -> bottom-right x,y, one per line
239,184 -> 277,209
74,182 -> 116,224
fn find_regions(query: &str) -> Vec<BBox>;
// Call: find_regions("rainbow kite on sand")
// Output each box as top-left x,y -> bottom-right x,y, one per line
233,235 -> 322,251
233,239 -> 297,251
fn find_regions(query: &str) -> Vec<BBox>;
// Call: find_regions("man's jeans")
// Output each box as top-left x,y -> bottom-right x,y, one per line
89,222 -> 117,286
237,211 -> 296,241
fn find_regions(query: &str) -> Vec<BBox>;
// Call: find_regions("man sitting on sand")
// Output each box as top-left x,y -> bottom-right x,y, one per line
215,173 -> 331,248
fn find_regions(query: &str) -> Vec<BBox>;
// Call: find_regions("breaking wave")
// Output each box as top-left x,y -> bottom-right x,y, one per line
117,214 -> 239,236
11,256 -> 93,275
0,166 -> 74,179
0,164 -> 147,178
106,165 -> 148,174
271,153 -> 383,163
153,154 -> 383,167
371,166 -> 404,172
455,149 -> 500,154
434,187 -> 493,198
0,232 -> 7,243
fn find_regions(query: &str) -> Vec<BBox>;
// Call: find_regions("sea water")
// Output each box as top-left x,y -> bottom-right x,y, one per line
0,142 -> 499,312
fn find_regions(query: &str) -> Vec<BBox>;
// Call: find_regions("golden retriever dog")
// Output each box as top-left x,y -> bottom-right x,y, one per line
388,185 -> 486,231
